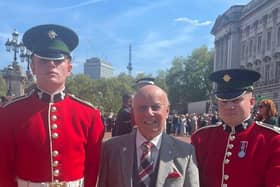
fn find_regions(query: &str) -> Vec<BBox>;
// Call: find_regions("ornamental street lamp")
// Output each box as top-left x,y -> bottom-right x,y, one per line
4,30 -> 27,96
20,46 -> 34,82
5,30 -> 24,66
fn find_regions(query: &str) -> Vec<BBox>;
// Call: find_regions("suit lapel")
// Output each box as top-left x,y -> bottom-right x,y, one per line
120,130 -> 136,187
156,133 -> 177,187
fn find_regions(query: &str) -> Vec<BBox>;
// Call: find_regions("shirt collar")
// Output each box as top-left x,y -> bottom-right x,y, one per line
136,129 -> 162,151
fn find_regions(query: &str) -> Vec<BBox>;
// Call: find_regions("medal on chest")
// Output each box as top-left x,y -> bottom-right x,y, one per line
238,141 -> 248,158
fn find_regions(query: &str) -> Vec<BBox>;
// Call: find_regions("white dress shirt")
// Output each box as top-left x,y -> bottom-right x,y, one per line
136,130 -> 163,170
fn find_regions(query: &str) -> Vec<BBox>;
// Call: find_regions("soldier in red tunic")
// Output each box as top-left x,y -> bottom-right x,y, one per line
191,69 -> 280,187
0,24 -> 104,187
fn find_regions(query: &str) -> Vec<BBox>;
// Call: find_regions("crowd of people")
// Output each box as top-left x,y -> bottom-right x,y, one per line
165,112 -> 219,136
82,86 -> 280,136
104,97 -> 280,138
164,98 -> 280,136
1,23 -> 280,187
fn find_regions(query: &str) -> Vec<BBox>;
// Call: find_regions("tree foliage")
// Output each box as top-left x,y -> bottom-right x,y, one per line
165,45 -> 214,109
66,73 -> 135,115
65,45 -> 214,114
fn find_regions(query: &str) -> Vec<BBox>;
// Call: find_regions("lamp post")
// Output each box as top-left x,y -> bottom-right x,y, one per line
5,30 -> 24,66
6,65 -> 14,96
20,47 -> 34,82
4,30 -> 27,96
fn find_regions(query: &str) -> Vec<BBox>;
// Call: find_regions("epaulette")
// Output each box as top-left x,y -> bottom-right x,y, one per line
256,121 -> 280,134
2,91 -> 33,108
192,123 -> 223,135
68,94 -> 96,109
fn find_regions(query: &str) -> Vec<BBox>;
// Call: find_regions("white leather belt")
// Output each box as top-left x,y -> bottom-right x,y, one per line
17,178 -> 84,187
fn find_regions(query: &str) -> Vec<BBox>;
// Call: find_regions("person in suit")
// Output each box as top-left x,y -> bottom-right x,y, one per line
98,84 -> 199,187
191,69 -> 280,187
0,24 -> 104,187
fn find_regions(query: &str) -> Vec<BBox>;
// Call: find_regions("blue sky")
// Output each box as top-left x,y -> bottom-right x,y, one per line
0,0 -> 250,76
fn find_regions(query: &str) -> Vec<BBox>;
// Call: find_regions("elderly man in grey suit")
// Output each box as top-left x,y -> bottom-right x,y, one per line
98,84 -> 199,187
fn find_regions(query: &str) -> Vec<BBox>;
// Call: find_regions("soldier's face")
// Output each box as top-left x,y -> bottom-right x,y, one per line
133,85 -> 169,140
31,55 -> 72,93
218,92 -> 255,126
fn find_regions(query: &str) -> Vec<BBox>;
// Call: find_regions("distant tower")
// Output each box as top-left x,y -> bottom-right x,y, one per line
127,44 -> 132,76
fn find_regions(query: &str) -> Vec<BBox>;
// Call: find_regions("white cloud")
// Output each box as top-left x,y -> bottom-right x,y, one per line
135,23 -> 195,59
52,0 -> 105,11
175,17 -> 213,26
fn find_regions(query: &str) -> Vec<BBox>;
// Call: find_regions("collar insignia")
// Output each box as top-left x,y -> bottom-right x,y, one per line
48,30 -> 57,39
223,74 -> 231,82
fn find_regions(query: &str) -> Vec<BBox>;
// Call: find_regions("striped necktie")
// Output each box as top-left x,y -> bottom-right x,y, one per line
138,141 -> 154,187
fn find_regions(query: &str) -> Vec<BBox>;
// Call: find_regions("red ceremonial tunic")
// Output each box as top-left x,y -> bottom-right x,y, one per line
191,120 -> 280,187
0,88 -> 104,187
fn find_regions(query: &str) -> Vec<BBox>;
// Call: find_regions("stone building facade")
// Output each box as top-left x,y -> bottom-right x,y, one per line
212,0 -> 280,107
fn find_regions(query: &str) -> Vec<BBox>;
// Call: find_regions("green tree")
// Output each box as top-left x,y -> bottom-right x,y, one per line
166,46 -> 214,110
155,70 -> 167,91
166,57 -> 186,106
66,73 -> 135,115
183,45 -> 213,101
66,74 -> 94,102
92,75 -> 134,114
65,46 -> 213,115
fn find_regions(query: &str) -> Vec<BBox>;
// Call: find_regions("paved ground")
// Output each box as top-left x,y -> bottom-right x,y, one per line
103,132 -> 191,143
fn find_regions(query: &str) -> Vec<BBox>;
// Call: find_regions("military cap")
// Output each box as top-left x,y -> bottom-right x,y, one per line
209,69 -> 260,101
135,77 -> 155,89
136,77 -> 155,85
22,24 -> 79,60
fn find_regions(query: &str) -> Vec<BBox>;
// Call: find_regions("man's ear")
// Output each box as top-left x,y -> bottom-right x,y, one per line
67,60 -> 73,76
166,106 -> 170,119
250,95 -> 256,109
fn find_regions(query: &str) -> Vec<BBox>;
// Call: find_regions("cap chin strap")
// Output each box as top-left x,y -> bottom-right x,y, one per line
33,53 -> 66,61
216,90 -> 248,102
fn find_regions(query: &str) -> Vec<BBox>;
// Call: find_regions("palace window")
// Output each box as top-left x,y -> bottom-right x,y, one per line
249,38 -> 253,57
257,34 -> 262,53
277,26 -> 280,47
276,61 -> 280,80
242,42 -> 246,59
265,64 -> 270,82
267,29 -> 272,50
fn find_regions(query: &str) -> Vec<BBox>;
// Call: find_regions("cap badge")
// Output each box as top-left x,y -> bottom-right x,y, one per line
223,74 -> 231,82
48,30 -> 57,39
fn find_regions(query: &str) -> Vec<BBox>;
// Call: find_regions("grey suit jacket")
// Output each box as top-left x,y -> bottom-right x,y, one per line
98,130 -> 199,187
